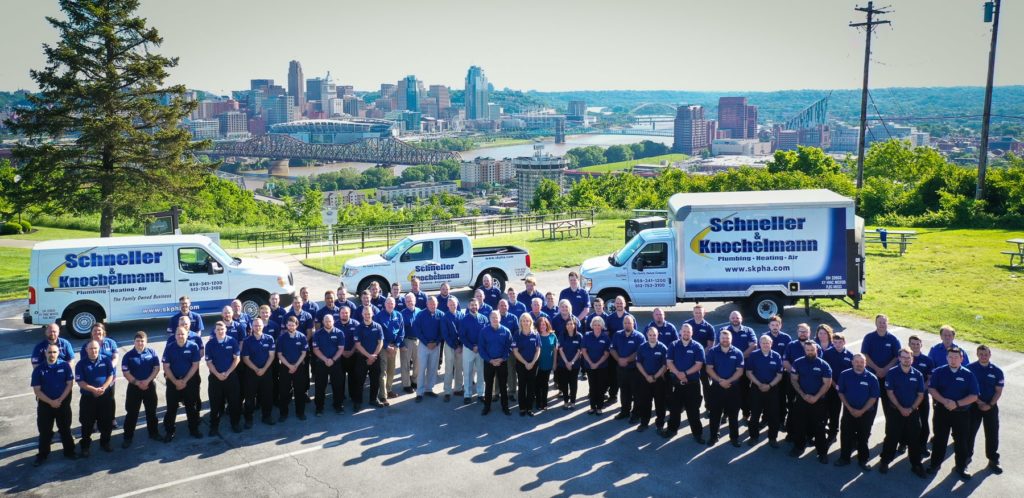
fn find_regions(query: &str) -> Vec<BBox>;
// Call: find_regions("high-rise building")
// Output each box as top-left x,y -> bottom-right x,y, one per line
705,120 -> 718,148
514,145 -> 568,212
287,61 -> 305,112
567,100 -> 587,123
188,119 -> 219,140
266,95 -> 296,126
250,79 -> 274,91
338,85 -> 354,97
718,97 -> 757,139
464,66 -> 489,120
798,125 -> 831,150
830,124 -> 860,152
673,105 -> 708,155
426,85 -> 451,119
218,111 -> 248,138
342,96 -> 364,117
461,157 -> 516,188
396,76 -> 423,113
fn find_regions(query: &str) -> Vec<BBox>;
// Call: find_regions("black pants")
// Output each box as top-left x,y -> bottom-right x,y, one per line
353,356 -> 381,405
278,363 -> 309,417
192,375 -> 203,416
824,388 -> 841,439
793,398 -> 828,456
123,383 -> 159,440
535,369 -> 552,409
484,361 -> 509,410
881,408 -> 923,467
840,407 -> 876,463
165,376 -> 200,435
738,376 -> 751,418
516,362 -> 538,412
779,374 -> 793,427
208,371 -> 241,430
587,367 -> 608,410
37,398 -> 74,458
79,390 -> 114,449
700,371 -> 713,413
634,376 -> 666,427
708,384 -> 741,442
555,365 -> 580,403
667,380 -> 703,436
917,399 -> 930,451
343,355 -> 357,403
930,404 -> 971,469
606,362 -> 618,399
969,404 -> 1000,464
313,359 -> 345,411
243,368 -> 274,420
617,365 -> 637,416
748,384 -> 781,440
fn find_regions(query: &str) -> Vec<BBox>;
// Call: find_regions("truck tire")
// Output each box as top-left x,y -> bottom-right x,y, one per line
597,289 -> 629,312
62,303 -> 104,339
476,270 -> 507,293
358,277 -> 390,296
238,291 -> 269,320
747,294 -> 786,323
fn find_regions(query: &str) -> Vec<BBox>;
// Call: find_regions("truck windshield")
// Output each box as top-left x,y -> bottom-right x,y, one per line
383,237 -> 414,261
613,235 -> 645,267
207,241 -> 239,266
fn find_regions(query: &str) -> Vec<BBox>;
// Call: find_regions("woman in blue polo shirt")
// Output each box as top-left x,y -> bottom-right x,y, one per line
556,318 -> 583,409
534,317 -> 558,411
513,314 -> 541,416
582,317 -> 611,415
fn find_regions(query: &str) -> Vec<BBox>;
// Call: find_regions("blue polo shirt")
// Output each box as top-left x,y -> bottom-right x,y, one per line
301,300 -> 319,315
121,347 -> 160,380
530,310 -> 551,329
928,342 -> 970,369
215,319 -> 246,344
336,319 -> 359,352
354,321 -> 384,354
636,342 -> 668,375
479,325 -> 512,362
507,301 -> 528,321
764,331 -> 792,358
542,305 -> 558,319
559,287 -> 591,316
784,340 -> 822,366
558,332 -> 583,369
604,312 -> 632,336
270,306 -> 289,326
792,356 -> 832,394
162,340 -> 200,379
401,307 -> 419,340
684,319 -> 717,349
706,345 -> 745,380
79,337 -> 118,361
479,286 -> 502,308
477,303 -> 493,318
645,321 -> 679,347
262,318 -> 282,342
315,305 -> 343,329
967,361 -> 1005,404
582,331 -> 611,369
412,309 -> 445,345
929,365 -> 980,411
912,353 -> 935,379
551,314 -> 581,342
538,333 -> 558,371
459,312 -> 488,350
723,325 -> 757,353
31,360 -> 73,400
512,331 -> 541,362
823,347 -> 854,379
499,312 -> 520,336
583,311 -> 606,333
276,332 -> 308,364
435,293 -> 455,312
241,334 -> 275,367
668,339 -> 706,382
885,365 -> 926,409
441,310 -> 463,349
747,350 -> 784,385
205,336 -> 240,373
166,331 -> 204,352
610,329 -> 645,365
861,331 -> 901,369
370,295 -> 387,310
517,290 -> 543,309
167,311 -> 203,334
410,291 -> 428,310
338,299 -> 358,318
285,309 -> 315,334
75,356 -> 116,394
312,327 -> 345,359
837,368 -> 880,410
355,304 -> 380,322
31,338 -> 76,368
375,310 -> 404,348
235,312 -> 252,333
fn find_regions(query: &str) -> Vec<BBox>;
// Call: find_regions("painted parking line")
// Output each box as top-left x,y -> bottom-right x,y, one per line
0,392 -> 34,401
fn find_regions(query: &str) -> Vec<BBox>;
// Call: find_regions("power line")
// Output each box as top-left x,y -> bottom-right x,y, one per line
868,90 -> 894,140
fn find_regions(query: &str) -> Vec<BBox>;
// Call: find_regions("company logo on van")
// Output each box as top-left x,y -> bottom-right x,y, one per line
689,213 -> 820,258
47,248 -> 168,290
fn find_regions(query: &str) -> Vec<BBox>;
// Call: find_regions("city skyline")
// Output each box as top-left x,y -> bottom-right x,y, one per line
1,0 -> 1022,94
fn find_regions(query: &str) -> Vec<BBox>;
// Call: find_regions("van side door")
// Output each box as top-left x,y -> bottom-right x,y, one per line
393,240 -> 438,291
626,241 -> 673,306
174,245 -> 230,314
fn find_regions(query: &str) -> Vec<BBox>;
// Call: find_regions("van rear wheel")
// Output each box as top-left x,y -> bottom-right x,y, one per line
63,304 -> 103,339
746,294 -> 786,323
238,291 -> 269,320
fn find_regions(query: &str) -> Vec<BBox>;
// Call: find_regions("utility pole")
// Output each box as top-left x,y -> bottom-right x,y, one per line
850,2 -> 891,190
976,0 -> 1002,200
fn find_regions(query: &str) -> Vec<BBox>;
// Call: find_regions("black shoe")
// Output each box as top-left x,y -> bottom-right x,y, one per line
297,414 -> 307,421
731,440 -> 741,448
834,457 -> 852,467
503,408 -> 512,416
208,428 -> 219,438
100,442 -> 112,453
33,455 -> 45,467
921,448 -> 931,458
244,419 -> 253,429
747,437 -> 758,447
706,438 -> 718,447
614,413 -> 629,420
636,425 -> 648,433
121,438 -> 132,449
818,454 -> 829,465
164,432 -> 176,443
403,386 -> 414,394
926,465 -> 939,475
411,382 -> 418,389
694,436 -> 706,445
788,447 -> 802,458
444,394 -> 451,402
79,447 -> 90,458
371,401 -> 385,408
858,462 -> 872,472
464,398 -> 472,405
911,465 -> 926,478
955,467 -> 972,480
190,430 -> 204,439
415,396 -> 423,403
629,415 -> 639,424
231,425 -> 242,434
426,392 -> 438,398
769,439 -> 780,449
315,409 -> 324,417
879,461 -> 890,474
482,406 -> 491,415
989,462 -> 1003,475
262,417 -> 276,426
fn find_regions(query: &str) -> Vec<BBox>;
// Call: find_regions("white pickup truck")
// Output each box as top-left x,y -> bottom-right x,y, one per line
340,232 -> 532,293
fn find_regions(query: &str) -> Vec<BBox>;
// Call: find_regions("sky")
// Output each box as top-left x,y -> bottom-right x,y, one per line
0,0 -> 1021,95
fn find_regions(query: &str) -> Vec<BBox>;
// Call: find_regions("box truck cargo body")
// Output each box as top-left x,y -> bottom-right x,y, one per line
579,189 -> 865,322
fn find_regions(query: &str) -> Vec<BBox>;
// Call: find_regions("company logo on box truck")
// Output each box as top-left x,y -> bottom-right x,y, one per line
690,213 -> 820,257
48,248 -> 169,290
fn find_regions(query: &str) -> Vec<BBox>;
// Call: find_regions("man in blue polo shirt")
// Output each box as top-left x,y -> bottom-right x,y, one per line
399,293 -> 420,394
611,315 -> 645,423
167,296 -> 203,335
664,323 -> 706,442
746,334 -> 784,447
968,345 -> 1004,475
500,299 -> 521,401
460,299 -> 488,404
216,306 -> 245,344
369,282 -> 387,310
121,331 -> 162,446
277,317 -> 309,422
505,288 -> 528,320
823,333 -> 854,444
31,344 -> 76,466
413,296 -> 445,401
789,340 -> 833,463
517,276 -> 543,310
928,325 -> 970,368
31,323 -> 75,369
353,307 -> 385,411
231,299 -> 251,334
409,277 -> 428,309
257,305 -> 282,342
479,311 -> 513,416
927,347 -> 979,480
163,326 -> 202,441
683,304 -> 716,412
205,321 -> 242,436
441,297 -> 464,402
355,290 -> 380,322
478,274 -> 502,309
375,298 -> 404,403
299,287 -> 319,315
705,329 -> 745,447
312,315 -> 346,416
269,293 -> 289,326
879,347 -> 927,477
634,327 -> 669,432
763,316 -> 792,431
241,318 -> 277,426
286,295 -> 315,335
559,271 -> 591,321
908,335 -> 935,458
722,311 -> 757,420
645,308 -> 679,348
834,353 -> 880,471
76,341 -> 116,457
316,291 -> 344,331
862,314 -> 901,418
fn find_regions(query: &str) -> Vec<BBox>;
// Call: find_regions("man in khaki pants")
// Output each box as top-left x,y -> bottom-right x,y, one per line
375,297 -> 404,403
399,293 -> 420,393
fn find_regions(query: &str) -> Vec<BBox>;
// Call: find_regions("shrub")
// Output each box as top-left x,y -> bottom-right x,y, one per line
1,222 -> 21,235
18,220 -> 32,233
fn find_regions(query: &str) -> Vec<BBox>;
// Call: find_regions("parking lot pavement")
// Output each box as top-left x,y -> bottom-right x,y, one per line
0,264 -> 1020,496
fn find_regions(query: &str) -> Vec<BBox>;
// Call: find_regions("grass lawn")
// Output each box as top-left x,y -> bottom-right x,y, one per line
0,225 -> 133,241
0,247 -> 30,301
818,227 -> 1024,352
302,219 -> 626,276
578,153 -> 688,173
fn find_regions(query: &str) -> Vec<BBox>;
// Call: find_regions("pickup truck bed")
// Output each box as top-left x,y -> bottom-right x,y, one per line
473,246 -> 528,256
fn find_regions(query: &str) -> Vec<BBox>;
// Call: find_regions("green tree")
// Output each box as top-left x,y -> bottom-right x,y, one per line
531,178 -> 565,212
604,144 -> 634,163
5,0 -> 211,236
285,188 -> 323,229
565,146 -> 606,168
766,146 -> 841,176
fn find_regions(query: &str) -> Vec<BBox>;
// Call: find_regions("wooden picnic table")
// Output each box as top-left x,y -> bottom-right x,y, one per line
865,229 -> 917,255
541,218 -> 591,240
1003,238 -> 1024,269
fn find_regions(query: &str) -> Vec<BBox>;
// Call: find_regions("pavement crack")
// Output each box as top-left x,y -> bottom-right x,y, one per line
290,452 -> 341,497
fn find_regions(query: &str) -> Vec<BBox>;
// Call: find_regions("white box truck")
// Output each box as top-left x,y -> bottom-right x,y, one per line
24,235 -> 295,338
580,189 -> 865,322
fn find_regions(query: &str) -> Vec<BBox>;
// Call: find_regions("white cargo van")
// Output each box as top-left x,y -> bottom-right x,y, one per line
24,235 -> 295,338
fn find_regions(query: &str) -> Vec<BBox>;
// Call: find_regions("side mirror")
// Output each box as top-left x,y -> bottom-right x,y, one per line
633,257 -> 645,271
208,260 -> 223,274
